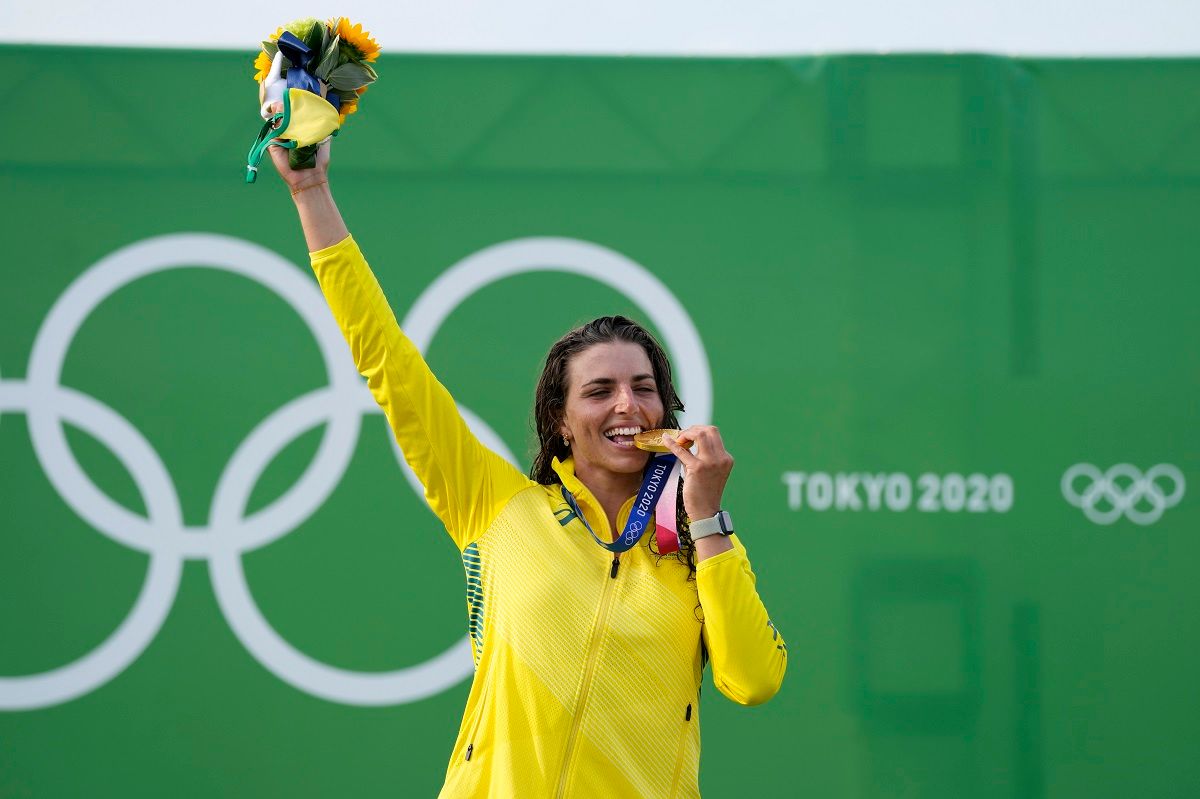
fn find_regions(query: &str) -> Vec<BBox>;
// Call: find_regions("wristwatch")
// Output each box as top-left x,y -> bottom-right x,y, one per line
688,510 -> 733,540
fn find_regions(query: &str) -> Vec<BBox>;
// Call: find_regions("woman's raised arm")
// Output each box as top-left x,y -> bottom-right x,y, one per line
268,142 -> 533,548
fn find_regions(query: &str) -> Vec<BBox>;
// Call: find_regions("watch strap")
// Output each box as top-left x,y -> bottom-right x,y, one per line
689,510 -> 733,539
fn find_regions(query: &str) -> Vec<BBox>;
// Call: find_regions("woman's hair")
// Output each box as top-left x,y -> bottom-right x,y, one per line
529,315 -> 684,485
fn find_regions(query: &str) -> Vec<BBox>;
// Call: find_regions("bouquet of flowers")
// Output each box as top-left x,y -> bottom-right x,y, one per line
245,17 -> 380,182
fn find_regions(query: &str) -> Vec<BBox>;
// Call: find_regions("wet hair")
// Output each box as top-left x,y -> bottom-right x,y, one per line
529,315 -> 683,485
529,315 -> 695,575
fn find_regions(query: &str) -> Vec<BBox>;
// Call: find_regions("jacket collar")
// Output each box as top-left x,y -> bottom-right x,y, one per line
551,454 -> 585,495
551,455 -> 637,540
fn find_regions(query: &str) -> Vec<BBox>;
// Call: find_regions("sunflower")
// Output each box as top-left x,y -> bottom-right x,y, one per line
252,51 -> 273,82
330,17 -> 380,63
251,26 -> 285,82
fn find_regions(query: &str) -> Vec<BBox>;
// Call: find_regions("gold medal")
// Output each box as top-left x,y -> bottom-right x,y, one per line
633,428 -> 681,452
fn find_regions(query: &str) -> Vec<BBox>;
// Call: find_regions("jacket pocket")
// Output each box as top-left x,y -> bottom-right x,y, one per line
668,703 -> 693,797
463,681 -> 490,763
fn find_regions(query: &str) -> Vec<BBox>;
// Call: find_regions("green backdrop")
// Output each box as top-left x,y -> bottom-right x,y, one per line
1,46 -> 1197,798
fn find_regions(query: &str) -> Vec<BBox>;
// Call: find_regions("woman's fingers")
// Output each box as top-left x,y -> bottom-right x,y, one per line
672,426 -> 732,463
268,139 -> 332,191
692,425 -> 726,460
663,433 -> 699,468
665,425 -> 735,479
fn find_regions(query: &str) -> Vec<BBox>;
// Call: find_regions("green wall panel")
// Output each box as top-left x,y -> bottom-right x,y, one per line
1,46 -> 1197,798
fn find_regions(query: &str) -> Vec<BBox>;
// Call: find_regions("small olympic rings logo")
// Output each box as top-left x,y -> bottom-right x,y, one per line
0,233 -> 711,711
1061,463 -> 1186,526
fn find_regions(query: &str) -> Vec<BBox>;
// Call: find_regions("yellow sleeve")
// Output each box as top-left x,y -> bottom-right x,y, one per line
697,535 -> 787,705
309,235 -> 533,549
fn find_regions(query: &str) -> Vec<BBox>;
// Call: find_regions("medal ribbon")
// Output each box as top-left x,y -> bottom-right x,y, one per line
653,459 -> 684,555
562,453 -> 678,553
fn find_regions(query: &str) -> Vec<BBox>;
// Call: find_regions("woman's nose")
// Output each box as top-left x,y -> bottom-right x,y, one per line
614,385 -> 635,413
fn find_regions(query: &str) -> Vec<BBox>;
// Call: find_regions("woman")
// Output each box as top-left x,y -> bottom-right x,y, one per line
271,143 -> 786,798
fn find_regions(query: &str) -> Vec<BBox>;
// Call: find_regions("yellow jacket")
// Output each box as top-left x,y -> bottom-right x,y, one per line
311,236 -> 786,798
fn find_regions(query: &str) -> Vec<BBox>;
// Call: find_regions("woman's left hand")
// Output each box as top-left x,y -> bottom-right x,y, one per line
662,425 -> 734,522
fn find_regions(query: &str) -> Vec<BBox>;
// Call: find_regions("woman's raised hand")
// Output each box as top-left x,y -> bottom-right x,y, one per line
663,425 -> 736,559
662,425 -> 734,522
268,137 -> 332,195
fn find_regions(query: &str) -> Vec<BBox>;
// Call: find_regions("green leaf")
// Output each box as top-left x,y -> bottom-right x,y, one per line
327,61 -> 376,91
316,34 -> 341,80
261,41 -> 278,58
312,21 -> 328,56
287,17 -> 323,50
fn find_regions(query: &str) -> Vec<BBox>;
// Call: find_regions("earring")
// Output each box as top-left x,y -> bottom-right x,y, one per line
563,435 -> 570,446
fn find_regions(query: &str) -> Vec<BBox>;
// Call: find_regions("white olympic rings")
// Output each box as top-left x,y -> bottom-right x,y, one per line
1061,463 -> 1186,526
0,233 -> 711,711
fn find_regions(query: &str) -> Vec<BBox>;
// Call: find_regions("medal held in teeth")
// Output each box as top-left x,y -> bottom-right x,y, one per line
633,428 -> 681,453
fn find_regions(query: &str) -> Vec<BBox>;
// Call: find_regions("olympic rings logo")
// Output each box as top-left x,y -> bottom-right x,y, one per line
0,233 -> 711,711
1061,463 -> 1186,526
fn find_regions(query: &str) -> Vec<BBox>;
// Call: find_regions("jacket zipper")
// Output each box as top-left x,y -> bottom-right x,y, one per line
553,556 -> 621,798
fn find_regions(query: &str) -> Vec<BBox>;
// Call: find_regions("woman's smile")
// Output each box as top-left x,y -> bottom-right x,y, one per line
602,424 -> 644,448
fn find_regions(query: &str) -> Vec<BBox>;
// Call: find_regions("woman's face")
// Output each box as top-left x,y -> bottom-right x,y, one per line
559,341 -> 665,484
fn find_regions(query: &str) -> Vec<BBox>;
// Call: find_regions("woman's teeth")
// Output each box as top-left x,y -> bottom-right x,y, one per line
605,426 -> 642,445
